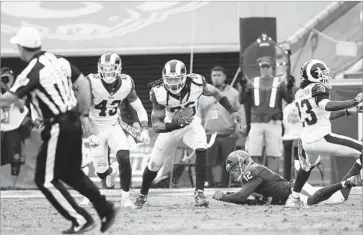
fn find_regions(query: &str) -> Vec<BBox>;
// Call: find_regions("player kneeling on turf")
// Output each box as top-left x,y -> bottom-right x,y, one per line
212,150 -> 359,206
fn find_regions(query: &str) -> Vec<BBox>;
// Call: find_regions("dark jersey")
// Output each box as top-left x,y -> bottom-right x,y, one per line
242,163 -> 291,205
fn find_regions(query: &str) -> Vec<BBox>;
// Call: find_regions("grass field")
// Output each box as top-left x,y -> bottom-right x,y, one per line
1,188 -> 362,235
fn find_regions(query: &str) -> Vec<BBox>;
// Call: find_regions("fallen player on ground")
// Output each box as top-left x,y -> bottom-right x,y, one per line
212,150 -> 360,206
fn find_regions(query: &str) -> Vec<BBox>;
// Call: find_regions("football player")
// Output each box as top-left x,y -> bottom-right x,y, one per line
212,150 -> 360,206
285,59 -> 362,208
81,52 -> 150,207
133,59 -> 243,208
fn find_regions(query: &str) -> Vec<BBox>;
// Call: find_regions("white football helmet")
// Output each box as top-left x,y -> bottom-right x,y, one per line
162,59 -> 187,94
300,59 -> 332,88
98,52 -> 122,84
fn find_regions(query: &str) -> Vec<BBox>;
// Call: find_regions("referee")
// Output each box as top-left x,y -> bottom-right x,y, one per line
0,26 -> 119,234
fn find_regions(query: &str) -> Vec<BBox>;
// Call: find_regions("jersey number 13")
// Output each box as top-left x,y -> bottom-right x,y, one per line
295,99 -> 317,127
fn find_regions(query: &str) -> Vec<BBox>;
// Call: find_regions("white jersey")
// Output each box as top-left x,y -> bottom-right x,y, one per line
150,73 -> 205,124
294,83 -> 331,143
88,73 -> 133,131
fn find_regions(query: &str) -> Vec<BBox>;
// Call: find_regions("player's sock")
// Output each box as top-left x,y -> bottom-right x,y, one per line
292,168 -> 313,198
195,149 -> 207,191
140,166 -> 158,195
306,182 -> 343,206
339,158 -> 362,200
116,150 -> 132,192
122,190 -> 129,198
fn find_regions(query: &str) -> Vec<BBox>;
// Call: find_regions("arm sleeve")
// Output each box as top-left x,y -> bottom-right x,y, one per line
221,177 -> 263,204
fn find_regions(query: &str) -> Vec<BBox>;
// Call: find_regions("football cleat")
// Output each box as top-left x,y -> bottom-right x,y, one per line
133,194 -> 147,209
284,194 -> 302,208
343,175 -> 360,188
194,190 -> 209,207
121,197 -> 133,208
62,217 -> 95,234
100,204 -> 120,233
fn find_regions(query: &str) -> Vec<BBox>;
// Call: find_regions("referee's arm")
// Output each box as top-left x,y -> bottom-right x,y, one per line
70,65 -> 92,116
0,74 -> 39,108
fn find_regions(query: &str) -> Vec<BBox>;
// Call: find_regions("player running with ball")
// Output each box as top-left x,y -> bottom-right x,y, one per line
133,59 -> 243,208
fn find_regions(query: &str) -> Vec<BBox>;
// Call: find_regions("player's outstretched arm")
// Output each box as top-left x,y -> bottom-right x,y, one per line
316,90 -> 362,112
330,105 -> 362,120
213,177 -> 263,205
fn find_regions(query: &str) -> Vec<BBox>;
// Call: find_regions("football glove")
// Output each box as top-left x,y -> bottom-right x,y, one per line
139,127 -> 150,145
354,92 -> 362,103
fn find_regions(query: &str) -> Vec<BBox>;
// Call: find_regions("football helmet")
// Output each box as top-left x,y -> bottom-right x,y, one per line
162,59 -> 187,94
98,52 -> 122,84
300,59 -> 332,88
225,150 -> 254,181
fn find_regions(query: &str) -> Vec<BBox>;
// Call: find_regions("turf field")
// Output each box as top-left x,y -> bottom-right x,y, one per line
1,188 -> 362,235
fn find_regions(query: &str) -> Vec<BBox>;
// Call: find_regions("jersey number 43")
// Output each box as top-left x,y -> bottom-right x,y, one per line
295,99 -> 317,127
95,100 -> 121,117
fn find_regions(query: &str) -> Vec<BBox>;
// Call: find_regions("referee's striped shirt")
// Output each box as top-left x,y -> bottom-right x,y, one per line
10,51 -> 81,120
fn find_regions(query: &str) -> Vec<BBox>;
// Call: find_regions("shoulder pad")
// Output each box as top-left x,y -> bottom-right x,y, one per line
311,83 -> 329,97
149,87 -> 159,104
188,73 -> 206,87
119,73 -> 130,80
242,164 -> 260,183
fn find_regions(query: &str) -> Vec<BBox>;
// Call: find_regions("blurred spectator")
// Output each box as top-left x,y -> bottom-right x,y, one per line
199,66 -> 245,187
240,56 -> 295,174
0,67 -> 32,175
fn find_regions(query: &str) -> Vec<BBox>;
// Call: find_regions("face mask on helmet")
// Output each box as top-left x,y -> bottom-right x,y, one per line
163,74 -> 186,94
315,68 -> 332,89
226,161 -> 243,181
98,63 -> 120,84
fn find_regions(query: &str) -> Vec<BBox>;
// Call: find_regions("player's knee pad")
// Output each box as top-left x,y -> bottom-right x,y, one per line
116,150 -> 130,165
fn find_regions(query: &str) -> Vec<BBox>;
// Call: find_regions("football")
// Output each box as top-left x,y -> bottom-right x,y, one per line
172,107 -> 194,126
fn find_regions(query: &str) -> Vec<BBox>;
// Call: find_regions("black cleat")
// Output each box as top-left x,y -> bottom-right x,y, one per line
100,204 -> 120,233
194,190 -> 209,207
133,194 -> 148,209
62,218 -> 96,234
